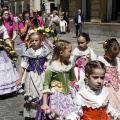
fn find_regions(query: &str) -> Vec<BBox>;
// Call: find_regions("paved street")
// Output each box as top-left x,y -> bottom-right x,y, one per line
0,30 -> 120,120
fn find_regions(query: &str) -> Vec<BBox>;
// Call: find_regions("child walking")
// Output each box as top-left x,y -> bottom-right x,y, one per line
98,38 -> 120,111
16,32 -> 51,120
67,60 -> 120,120
38,40 -> 78,119
70,33 -> 97,86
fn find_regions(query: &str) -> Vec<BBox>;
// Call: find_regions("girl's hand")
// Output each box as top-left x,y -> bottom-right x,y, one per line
41,104 -> 49,115
117,115 -> 120,120
16,79 -> 22,86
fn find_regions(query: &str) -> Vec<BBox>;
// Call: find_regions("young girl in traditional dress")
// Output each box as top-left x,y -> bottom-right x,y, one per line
16,32 -> 51,120
70,33 -> 97,86
0,22 -> 19,95
67,60 -> 120,120
98,38 -> 120,112
39,40 -> 77,119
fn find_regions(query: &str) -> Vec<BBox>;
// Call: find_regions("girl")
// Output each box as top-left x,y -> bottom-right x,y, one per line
0,21 -> 19,95
27,17 -> 54,49
70,33 -> 97,87
27,17 -> 43,35
1,9 -> 17,48
67,60 -> 120,120
39,40 -> 78,119
98,38 -> 120,111
18,11 -> 30,55
16,32 -> 51,120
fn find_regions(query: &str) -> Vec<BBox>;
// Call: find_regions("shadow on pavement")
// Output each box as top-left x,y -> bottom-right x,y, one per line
0,92 -> 18,100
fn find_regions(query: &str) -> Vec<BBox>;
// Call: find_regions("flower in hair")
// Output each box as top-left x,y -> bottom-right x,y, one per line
25,27 -> 59,48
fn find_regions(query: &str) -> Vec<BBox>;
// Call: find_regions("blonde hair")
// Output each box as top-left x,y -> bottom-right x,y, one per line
50,40 -> 71,63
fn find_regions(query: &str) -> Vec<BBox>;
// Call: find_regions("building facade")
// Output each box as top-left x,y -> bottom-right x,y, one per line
61,0 -> 120,23
7,0 -> 55,15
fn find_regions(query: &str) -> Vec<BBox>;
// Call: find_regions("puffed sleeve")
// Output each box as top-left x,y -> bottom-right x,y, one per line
69,51 -> 77,66
2,25 -> 9,39
20,56 -> 29,69
107,103 -> 120,120
66,93 -> 83,120
42,69 -> 52,93
70,67 -> 77,83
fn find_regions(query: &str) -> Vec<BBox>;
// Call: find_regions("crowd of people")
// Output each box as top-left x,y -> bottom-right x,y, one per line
0,6 -> 120,120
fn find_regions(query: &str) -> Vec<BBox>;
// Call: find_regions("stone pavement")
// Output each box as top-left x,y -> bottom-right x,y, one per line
0,31 -> 120,120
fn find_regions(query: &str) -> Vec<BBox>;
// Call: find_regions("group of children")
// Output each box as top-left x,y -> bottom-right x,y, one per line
15,29 -> 120,120
0,16 -> 120,119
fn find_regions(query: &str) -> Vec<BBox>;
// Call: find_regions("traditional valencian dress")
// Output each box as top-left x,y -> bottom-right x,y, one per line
98,56 -> 120,111
67,85 -> 120,120
0,25 -> 19,95
21,45 -> 51,118
70,47 -> 97,86
38,61 -> 77,119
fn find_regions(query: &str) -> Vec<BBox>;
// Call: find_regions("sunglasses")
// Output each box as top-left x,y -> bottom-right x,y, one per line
33,12 -> 38,14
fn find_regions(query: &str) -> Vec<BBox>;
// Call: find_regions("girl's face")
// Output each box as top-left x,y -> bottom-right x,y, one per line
30,34 -> 41,50
29,21 -> 34,28
105,49 -> 119,60
86,68 -> 105,91
77,36 -> 88,50
3,11 -> 10,20
60,44 -> 72,61
24,13 -> 30,20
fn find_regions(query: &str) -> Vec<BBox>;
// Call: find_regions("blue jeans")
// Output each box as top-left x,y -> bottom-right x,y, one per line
76,23 -> 82,37
21,43 -> 26,55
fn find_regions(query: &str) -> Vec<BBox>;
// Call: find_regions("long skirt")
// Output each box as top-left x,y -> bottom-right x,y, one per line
35,86 -> 76,120
0,50 -> 19,95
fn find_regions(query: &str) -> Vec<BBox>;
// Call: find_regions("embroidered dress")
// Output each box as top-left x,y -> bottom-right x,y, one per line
67,85 -> 120,120
38,61 -> 77,119
0,25 -> 19,95
70,47 -> 97,86
98,56 -> 120,111
21,46 -> 51,118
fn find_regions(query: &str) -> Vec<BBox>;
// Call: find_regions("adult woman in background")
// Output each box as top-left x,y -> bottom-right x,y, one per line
0,21 -> 19,95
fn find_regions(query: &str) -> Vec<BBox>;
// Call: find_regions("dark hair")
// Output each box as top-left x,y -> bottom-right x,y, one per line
77,32 -> 90,42
50,40 -> 71,63
3,6 -> 9,9
22,11 -> 29,21
85,60 -> 106,75
29,17 -> 39,27
103,38 -> 120,52
1,9 -> 11,21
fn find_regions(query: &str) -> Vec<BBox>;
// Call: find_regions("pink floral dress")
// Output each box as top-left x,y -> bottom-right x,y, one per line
98,56 -> 120,111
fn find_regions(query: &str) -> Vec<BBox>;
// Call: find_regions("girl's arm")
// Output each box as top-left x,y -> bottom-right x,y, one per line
16,67 -> 25,86
20,20 -> 29,36
41,93 -> 49,114
41,69 -> 52,113
107,103 -> 120,119
16,56 -> 28,86
66,93 -> 83,120
11,31 -> 17,41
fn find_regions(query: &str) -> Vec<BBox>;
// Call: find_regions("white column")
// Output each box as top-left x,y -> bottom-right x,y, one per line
21,1 -> 24,13
82,0 -> 86,20
34,0 -> 40,11
15,2 -> 17,14
107,0 -> 112,21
